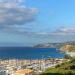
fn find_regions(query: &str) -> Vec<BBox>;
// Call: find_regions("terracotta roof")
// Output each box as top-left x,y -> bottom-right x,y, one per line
15,69 -> 33,74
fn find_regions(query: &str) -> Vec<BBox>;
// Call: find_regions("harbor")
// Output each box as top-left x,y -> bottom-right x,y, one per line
0,48 -> 65,75
0,58 -> 65,75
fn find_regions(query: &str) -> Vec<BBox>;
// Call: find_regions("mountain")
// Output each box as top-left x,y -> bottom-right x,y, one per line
33,43 -> 64,48
33,41 -> 75,52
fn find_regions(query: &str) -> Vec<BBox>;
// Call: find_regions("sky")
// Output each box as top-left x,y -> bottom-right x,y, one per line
0,0 -> 75,46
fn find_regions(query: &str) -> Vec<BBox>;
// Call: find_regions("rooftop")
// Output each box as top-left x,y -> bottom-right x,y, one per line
15,69 -> 33,74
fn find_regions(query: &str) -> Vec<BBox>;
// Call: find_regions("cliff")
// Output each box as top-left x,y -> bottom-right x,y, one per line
60,45 -> 75,52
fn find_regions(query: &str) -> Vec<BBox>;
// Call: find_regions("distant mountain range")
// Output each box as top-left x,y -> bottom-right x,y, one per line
34,43 -> 63,48
33,41 -> 75,52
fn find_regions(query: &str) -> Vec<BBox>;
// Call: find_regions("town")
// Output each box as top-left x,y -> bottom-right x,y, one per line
0,58 -> 65,75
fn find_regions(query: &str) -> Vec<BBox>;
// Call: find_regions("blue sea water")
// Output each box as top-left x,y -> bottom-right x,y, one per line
0,47 -> 64,59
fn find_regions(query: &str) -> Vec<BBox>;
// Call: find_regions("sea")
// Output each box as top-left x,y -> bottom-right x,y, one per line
0,47 -> 64,59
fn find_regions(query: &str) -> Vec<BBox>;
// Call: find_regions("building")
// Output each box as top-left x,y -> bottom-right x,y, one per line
13,69 -> 33,75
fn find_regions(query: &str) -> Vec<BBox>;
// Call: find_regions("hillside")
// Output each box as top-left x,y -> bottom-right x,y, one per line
60,45 -> 75,52
34,41 -> 75,52
40,58 -> 75,75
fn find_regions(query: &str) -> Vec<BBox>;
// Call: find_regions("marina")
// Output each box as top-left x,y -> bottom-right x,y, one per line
0,47 -> 65,75
0,58 -> 65,75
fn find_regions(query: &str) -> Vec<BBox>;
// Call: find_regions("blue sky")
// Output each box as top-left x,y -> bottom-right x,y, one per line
26,0 -> 75,32
0,0 -> 75,46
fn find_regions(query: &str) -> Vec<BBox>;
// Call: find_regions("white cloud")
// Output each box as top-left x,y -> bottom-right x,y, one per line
56,27 -> 75,33
33,27 -> 75,36
0,0 -> 37,26
0,0 -> 38,34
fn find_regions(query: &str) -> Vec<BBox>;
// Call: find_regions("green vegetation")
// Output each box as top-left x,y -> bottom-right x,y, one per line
39,58 -> 75,75
64,54 -> 72,59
